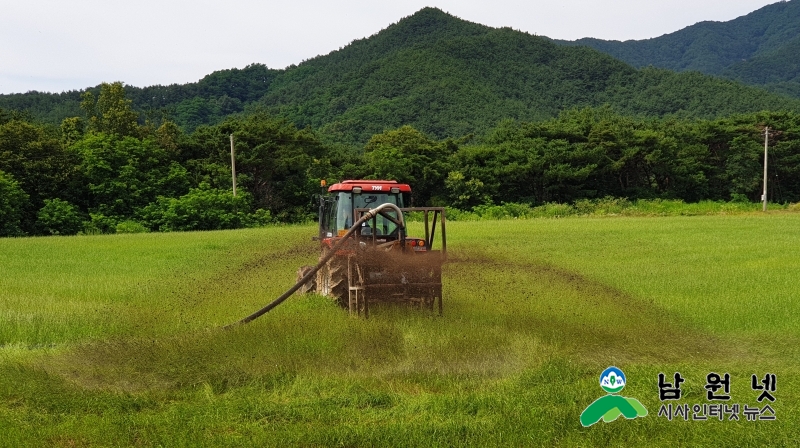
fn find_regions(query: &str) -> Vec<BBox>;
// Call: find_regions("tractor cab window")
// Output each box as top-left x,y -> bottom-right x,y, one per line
353,193 -> 403,237
328,190 -> 405,237
332,192 -> 353,234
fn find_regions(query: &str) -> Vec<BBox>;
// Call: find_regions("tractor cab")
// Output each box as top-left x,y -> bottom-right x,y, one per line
318,180 -> 410,240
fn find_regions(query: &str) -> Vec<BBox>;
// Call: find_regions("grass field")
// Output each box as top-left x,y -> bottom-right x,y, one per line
1,213 -> 799,446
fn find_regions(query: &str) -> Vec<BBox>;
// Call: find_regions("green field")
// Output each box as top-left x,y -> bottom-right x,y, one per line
1,214 -> 799,446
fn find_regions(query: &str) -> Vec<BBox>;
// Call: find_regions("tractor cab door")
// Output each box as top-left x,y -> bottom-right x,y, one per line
320,192 -> 353,238
319,195 -> 338,239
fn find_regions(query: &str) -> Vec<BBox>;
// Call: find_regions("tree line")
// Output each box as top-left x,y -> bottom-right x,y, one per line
2,82 -> 799,237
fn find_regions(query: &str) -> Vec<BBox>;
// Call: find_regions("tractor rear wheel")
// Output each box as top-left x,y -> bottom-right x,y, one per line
296,265 -> 316,294
316,254 -> 348,307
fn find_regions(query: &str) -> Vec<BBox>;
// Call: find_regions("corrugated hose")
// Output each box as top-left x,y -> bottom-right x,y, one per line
224,203 -> 404,328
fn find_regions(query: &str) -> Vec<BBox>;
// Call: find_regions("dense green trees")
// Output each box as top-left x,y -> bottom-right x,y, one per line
140,184 -> 270,232
221,113 -> 326,219
0,114 -> 78,232
363,125 -> 454,205
458,108 -> 800,204
72,134 -> 190,221
81,82 -> 140,137
0,85 -> 319,235
2,98 -> 800,238
35,198 -> 83,235
0,170 -> 29,236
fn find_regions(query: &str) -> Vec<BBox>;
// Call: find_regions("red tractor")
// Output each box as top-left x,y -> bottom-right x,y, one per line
299,180 -> 447,316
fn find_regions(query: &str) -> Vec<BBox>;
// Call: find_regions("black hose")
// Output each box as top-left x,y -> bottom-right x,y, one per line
225,203 -> 405,328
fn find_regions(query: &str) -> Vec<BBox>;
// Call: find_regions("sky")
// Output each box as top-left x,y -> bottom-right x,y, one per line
0,0 -> 781,95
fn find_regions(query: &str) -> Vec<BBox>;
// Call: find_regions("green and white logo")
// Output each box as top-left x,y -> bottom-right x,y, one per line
600,366 -> 626,393
580,366 -> 648,427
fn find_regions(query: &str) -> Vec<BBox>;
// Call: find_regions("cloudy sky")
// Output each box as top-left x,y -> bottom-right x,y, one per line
0,0 -> 780,95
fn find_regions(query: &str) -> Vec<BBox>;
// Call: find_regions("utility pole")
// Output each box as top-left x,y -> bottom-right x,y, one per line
230,134 -> 237,197
762,127 -> 768,212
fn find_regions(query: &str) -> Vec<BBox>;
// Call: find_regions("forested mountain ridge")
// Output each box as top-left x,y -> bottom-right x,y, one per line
257,7 -> 800,143
557,0 -> 800,97
0,65 -> 279,131
2,7 -> 800,144
259,7 -> 639,142
723,33 -> 800,98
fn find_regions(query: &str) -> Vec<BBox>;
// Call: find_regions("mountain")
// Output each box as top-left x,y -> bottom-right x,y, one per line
2,7 -> 800,144
0,64 -> 279,129
259,7 -> 640,142
557,0 -> 800,96
723,33 -> 800,97
256,7 -> 800,143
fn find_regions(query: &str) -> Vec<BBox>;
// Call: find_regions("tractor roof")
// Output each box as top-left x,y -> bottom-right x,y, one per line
327,180 -> 412,193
